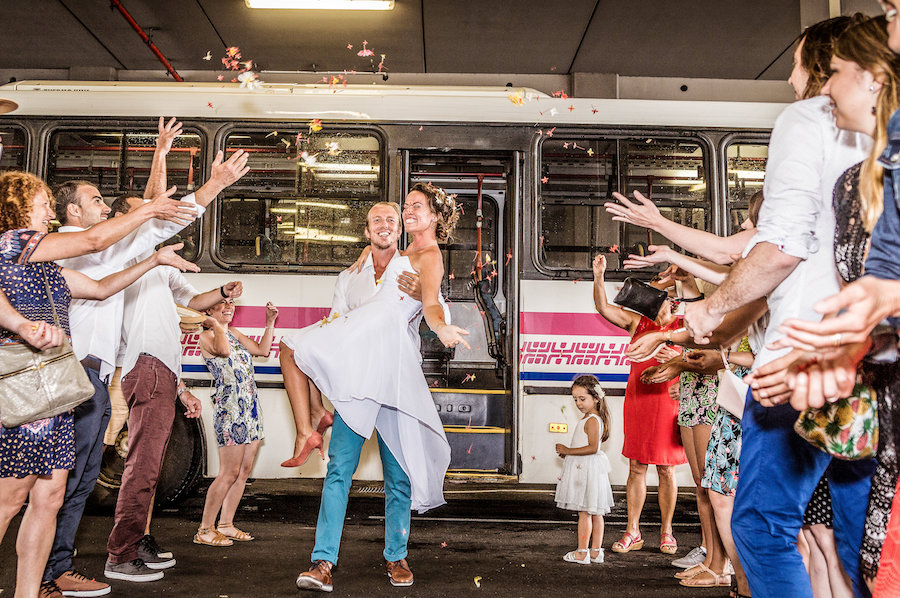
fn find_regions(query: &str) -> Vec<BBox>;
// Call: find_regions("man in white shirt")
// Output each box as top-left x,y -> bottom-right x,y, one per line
295,202 -> 448,592
103,135 -> 250,584
41,120 -> 250,597
684,96 -> 877,596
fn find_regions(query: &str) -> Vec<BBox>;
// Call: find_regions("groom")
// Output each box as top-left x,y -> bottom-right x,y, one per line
291,201 -> 441,592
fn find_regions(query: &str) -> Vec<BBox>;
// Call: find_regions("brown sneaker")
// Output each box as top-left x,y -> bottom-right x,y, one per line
296,560 -> 333,592
386,558 -> 414,587
55,570 -> 111,597
39,581 -> 64,598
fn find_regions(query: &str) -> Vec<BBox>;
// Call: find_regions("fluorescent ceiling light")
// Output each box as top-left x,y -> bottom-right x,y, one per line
245,0 -> 394,9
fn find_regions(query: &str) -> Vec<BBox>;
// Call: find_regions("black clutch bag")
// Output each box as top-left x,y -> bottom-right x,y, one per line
613,278 -> 668,320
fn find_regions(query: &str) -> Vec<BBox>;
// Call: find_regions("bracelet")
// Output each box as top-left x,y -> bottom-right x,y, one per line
676,293 -> 705,303
177,387 -> 187,397
219,285 -> 228,298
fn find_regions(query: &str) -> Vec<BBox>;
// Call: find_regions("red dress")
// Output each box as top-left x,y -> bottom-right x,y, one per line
874,475 -> 900,597
622,316 -> 686,466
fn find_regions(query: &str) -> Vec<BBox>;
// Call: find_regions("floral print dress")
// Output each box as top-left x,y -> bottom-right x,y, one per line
203,330 -> 264,447
0,229 -> 76,478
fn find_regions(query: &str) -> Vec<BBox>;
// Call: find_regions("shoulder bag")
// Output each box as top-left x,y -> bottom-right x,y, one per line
0,264 -> 94,427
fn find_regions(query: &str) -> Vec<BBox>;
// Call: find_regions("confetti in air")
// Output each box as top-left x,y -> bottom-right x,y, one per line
508,90 -> 525,105
474,576 -> 483,588
309,119 -> 323,133
610,244 -> 620,254
505,252 -> 512,266
552,90 -> 569,99
357,40 -> 374,57
266,131 -> 278,138
202,51 -> 212,61
441,541 -> 448,548
347,43 -> 353,49
462,373 -> 476,384
467,443 -> 473,454
541,176 -> 549,184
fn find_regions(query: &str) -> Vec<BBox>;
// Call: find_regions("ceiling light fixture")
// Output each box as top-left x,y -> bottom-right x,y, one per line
245,0 -> 394,9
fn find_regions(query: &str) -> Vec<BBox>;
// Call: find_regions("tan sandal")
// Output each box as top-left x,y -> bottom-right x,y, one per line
217,523 -> 254,541
611,531 -> 644,553
679,563 -> 731,587
193,527 -> 233,547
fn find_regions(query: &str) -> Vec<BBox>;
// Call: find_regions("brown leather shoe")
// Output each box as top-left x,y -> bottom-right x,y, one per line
386,558 -> 414,587
296,560 -> 333,592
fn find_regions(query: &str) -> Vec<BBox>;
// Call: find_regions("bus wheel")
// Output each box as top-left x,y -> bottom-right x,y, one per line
90,407 -> 205,509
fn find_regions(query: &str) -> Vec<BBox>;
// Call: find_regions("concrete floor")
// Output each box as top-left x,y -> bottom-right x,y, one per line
1,481 -> 729,598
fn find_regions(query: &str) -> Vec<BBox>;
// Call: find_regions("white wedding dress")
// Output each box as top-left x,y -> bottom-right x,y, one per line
283,255 -> 451,512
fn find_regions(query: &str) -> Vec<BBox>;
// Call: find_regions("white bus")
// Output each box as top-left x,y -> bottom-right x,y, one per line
0,81 -> 782,503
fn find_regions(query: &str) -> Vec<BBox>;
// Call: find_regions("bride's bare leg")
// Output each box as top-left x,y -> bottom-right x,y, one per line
308,384 -> 333,434
279,342 -> 323,465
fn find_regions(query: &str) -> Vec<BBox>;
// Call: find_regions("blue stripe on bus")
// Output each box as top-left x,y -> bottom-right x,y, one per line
518,372 -> 629,382
181,364 -> 283,375
182,365 -> 628,383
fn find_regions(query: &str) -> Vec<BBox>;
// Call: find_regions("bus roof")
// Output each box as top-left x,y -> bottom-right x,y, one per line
0,81 -> 786,129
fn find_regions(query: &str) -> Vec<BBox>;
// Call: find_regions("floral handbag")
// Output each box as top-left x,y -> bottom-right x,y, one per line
793,383 -> 878,460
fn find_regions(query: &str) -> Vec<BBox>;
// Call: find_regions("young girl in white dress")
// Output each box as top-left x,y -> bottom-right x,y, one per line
555,375 -> 614,564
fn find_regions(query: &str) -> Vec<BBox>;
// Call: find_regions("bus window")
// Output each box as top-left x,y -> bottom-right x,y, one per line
217,130 -> 382,267
539,136 -> 709,272
443,194 -> 498,300
0,126 -> 26,172
46,127 -> 203,261
726,142 -> 768,234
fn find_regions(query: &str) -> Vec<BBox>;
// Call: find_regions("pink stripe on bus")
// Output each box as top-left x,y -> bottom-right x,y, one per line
232,306 -> 330,329
520,312 -> 629,337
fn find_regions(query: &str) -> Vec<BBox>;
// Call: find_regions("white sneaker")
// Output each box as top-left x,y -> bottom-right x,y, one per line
590,548 -> 604,563
563,549 -> 591,565
671,546 -> 706,569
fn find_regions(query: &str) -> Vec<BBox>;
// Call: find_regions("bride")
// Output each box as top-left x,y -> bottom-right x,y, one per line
279,182 -> 469,511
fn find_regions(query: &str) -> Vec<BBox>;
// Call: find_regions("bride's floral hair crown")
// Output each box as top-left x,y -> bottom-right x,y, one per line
410,182 -> 460,242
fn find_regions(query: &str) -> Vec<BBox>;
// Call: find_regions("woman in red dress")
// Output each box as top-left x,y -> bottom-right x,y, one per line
591,254 -> 686,554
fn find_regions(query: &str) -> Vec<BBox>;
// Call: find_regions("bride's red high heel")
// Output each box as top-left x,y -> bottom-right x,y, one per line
281,432 -> 324,468
315,411 -> 334,436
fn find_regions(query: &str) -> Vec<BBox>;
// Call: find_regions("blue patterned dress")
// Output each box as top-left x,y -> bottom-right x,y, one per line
0,229 -> 76,478
203,330 -> 264,447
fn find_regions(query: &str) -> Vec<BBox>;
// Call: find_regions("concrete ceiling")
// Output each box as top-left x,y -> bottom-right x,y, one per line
0,0 -> 884,86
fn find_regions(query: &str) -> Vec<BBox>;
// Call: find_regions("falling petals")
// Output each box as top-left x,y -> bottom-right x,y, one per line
266,130 -> 278,138
505,252 -> 512,266
357,40 -> 374,57
508,91 -> 525,105
587,148 -> 595,156
474,576 -> 483,588
441,541 -> 447,548
541,176 -> 549,184
202,51 -> 212,61
309,119 -> 323,133
568,104 -> 575,112
610,244 -> 619,254
462,373 -> 476,384
552,90 -> 569,99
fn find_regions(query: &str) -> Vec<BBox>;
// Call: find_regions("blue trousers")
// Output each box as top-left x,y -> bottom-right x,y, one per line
732,388 -> 876,598
44,365 -> 111,580
311,412 -> 411,565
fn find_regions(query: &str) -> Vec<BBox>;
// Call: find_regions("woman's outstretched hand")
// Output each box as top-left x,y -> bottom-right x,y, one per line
592,254 -> 607,279
438,324 -> 471,350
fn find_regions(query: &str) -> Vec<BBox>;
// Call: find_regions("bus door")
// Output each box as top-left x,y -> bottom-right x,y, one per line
402,150 -> 514,477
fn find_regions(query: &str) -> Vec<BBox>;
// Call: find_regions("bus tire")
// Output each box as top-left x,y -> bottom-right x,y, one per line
90,407 -> 205,509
